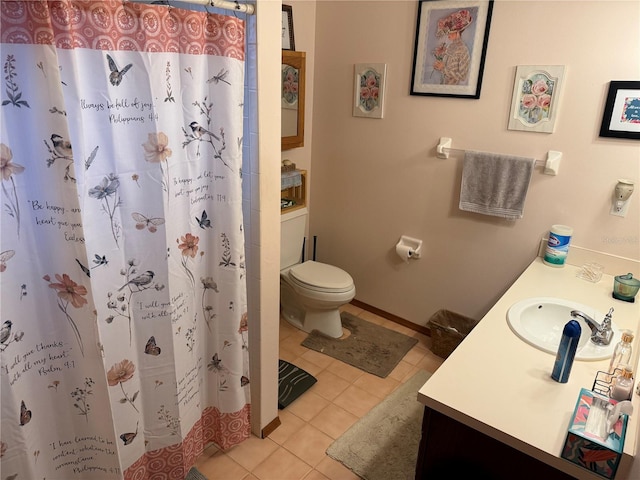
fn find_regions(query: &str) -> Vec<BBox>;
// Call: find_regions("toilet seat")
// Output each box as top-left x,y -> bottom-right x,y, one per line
288,261 -> 354,293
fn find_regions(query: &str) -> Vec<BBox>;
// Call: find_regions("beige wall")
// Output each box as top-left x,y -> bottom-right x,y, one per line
302,0 -> 640,326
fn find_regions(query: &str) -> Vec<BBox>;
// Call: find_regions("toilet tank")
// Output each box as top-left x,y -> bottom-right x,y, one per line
281,207 -> 308,270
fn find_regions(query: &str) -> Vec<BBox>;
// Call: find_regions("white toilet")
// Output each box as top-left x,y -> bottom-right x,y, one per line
280,207 -> 356,338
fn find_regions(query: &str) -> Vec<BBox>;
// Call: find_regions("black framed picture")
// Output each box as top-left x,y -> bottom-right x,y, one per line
410,0 -> 493,99
282,5 -> 295,51
599,81 -> 640,140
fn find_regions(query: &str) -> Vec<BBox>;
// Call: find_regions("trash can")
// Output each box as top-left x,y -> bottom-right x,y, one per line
427,309 -> 478,358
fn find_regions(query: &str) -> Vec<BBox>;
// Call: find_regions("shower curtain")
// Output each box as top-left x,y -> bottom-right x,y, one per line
0,1 -> 250,478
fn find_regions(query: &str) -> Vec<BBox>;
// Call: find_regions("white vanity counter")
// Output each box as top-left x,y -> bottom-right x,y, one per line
418,256 -> 640,479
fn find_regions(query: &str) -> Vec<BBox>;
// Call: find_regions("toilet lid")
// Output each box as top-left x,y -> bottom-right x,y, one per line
289,261 -> 354,292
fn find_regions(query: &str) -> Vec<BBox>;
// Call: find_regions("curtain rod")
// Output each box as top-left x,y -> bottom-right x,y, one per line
169,0 -> 255,15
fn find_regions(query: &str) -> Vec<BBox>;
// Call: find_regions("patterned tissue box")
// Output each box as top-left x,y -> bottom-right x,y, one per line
561,388 -> 628,479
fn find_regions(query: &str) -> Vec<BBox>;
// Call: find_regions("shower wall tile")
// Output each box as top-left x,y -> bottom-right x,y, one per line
246,13 -> 256,45
249,172 -> 260,218
248,132 -> 259,173
248,89 -> 258,135
246,45 -> 257,89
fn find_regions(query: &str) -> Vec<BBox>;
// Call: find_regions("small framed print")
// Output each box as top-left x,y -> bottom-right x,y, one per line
353,63 -> 387,119
599,81 -> 640,140
282,5 -> 295,51
508,65 -> 565,134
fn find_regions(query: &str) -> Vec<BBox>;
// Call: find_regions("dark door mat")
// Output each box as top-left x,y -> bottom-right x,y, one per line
301,312 -> 418,378
186,467 -> 208,480
278,359 -> 317,409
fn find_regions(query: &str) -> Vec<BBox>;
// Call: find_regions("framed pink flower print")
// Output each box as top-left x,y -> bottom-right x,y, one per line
508,65 -> 566,134
353,63 -> 387,119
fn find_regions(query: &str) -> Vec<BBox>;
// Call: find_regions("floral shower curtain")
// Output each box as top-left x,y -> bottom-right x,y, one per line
0,1 -> 250,478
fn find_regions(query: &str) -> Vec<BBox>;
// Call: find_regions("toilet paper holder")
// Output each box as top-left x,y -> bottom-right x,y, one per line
396,235 -> 423,261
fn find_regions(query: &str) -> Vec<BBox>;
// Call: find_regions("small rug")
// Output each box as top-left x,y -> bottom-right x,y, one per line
301,312 -> 418,378
278,359 -> 317,409
327,370 -> 431,480
185,466 -> 208,480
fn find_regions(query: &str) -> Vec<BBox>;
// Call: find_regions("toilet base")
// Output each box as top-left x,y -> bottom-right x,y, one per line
282,307 -> 344,339
280,280 -> 346,339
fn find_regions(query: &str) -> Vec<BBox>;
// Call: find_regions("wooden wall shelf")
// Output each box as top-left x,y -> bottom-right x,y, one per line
281,169 -> 306,214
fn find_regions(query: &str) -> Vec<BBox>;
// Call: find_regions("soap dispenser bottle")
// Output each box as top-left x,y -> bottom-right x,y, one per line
608,330 -> 634,376
611,366 -> 634,401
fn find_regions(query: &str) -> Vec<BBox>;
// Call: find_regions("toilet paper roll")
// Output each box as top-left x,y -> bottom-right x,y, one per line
396,244 -> 413,262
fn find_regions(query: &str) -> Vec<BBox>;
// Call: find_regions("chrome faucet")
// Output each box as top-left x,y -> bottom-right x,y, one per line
571,307 -> 614,346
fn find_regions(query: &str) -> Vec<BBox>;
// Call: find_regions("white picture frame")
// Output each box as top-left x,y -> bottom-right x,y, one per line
353,63 -> 387,119
508,65 -> 565,134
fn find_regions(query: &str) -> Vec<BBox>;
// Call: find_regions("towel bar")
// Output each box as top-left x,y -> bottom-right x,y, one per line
435,137 -> 561,176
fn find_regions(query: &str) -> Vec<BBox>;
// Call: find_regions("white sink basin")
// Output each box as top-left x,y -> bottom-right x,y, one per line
507,297 -> 619,361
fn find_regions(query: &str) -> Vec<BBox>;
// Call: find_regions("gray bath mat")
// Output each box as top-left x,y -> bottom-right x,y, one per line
327,369 -> 431,480
301,312 -> 418,378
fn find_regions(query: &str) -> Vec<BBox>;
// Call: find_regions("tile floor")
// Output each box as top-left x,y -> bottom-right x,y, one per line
195,303 -> 445,480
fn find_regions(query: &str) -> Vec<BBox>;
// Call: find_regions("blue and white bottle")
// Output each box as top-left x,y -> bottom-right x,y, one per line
551,320 -> 581,383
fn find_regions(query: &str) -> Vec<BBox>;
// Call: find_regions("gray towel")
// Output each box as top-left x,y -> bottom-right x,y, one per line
459,151 -> 535,219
